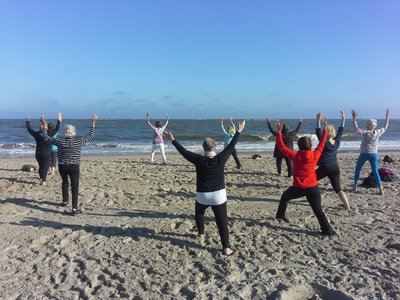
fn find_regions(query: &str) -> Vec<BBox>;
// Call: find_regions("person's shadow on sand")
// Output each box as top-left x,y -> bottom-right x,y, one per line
9,217 -> 218,255
3,198 -> 70,215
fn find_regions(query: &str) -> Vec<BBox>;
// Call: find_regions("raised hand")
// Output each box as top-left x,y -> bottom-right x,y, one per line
300,117 -> 303,123
220,117 -> 224,124
267,118 -> 270,123
340,110 -> 345,120
316,112 -> 322,121
386,108 -> 390,118
163,131 -> 175,141
351,109 -> 358,120
26,115 -> 30,121
57,112 -> 63,121
322,116 -> 328,129
92,114 -> 97,127
275,120 -> 282,132
166,112 -> 169,120
146,113 -> 150,120
230,117 -> 234,125
237,120 -> 246,133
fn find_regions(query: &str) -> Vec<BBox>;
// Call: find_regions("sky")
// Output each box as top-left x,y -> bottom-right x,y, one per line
0,0 -> 399,119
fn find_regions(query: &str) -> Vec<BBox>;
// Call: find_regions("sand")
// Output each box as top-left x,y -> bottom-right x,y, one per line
0,151 -> 399,299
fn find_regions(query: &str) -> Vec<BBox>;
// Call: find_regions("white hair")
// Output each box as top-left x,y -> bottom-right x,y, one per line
367,119 -> 377,130
63,124 -> 76,137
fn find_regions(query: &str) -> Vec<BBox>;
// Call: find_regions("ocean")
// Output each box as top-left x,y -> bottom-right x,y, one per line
1,118 -> 399,157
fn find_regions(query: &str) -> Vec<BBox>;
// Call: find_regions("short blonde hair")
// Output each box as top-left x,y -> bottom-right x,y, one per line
327,124 -> 336,139
63,124 -> 76,137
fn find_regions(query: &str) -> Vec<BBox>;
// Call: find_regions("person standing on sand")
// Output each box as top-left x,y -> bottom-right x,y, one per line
220,117 -> 241,169
163,120 -> 246,256
275,117 -> 336,237
47,122 -> 61,175
41,114 -> 97,215
315,111 -> 351,211
267,118 -> 302,177
26,112 -> 61,185
147,113 -> 169,165
352,109 -> 390,195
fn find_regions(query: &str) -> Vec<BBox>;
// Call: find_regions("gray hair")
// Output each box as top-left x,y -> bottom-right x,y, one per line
367,119 -> 377,130
63,124 -> 76,137
202,137 -> 216,152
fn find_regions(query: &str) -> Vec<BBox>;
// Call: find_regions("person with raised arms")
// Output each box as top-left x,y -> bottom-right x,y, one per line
220,117 -> 241,169
163,120 -> 246,256
147,112 -> 169,165
352,109 -> 390,195
315,111 -> 351,211
275,116 -> 335,237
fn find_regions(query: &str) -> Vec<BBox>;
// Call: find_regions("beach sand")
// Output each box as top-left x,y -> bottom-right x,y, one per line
0,151 -> 399,299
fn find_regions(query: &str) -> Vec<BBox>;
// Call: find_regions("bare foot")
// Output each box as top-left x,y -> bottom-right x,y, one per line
222,248 -> 236,256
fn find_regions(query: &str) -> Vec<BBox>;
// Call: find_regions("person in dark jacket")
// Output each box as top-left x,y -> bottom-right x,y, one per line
267,118 -> 302,177
26,112 -> 61,185
315,111 -> 350,211
163,120 -> 246,256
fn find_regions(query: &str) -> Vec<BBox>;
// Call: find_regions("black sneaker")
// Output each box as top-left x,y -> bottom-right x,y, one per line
71,208 -> 82,215
60,202 -> 68,207
321,231 -> 337,239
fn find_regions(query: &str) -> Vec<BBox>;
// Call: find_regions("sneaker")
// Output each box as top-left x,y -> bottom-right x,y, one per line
60,202 -> 68,207
71,208 -> 82,216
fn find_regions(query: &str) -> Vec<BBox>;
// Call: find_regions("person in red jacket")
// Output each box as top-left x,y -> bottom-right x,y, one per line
275,117 -> 335,237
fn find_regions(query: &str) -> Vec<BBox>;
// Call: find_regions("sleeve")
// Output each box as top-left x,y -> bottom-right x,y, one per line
335,126 -> 344,143
219,131 -> 240,161
377,116 -> 390,136
353,120 -> 363,135
276,132 -> 296,159
172,140 -> 200,164
162,119 -> 169,131
294,120 -> 302,133
221,123 -> 228,135
147,119 -> 157,131
80,127 -> 95,146
38,130 -> 53,143
26,121 -> 36,136
54,119 -> 61,135
267,121 -> 277,136
313,129 -> 328,161
232,123 -> 236,132
315,127 -> 322,141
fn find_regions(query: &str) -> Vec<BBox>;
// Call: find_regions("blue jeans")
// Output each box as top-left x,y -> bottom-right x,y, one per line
354,153 -> 381,186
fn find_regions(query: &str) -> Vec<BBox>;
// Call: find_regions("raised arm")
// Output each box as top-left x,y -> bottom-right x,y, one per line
266,118 -> 277,136
146,113 -> 155,129
164,112 -> 169,128
293,117 -> 302,133
352,109 -> 362,134
220,117 -> 228,135
25,115 -> 36,136
54,112 -> 63,134
313,117 -> 328,160
230,117 -> 236,132
164,131 -> 200,164
383,108 -> 390,131
80,114 -> 97,145
315,112 -> 322,141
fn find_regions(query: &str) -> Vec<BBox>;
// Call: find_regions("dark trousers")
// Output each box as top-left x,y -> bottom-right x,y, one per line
50,151 -> 58,168
59,164 -> 80,209
276,186 -> 333,235
195,201 -> 230,249
231,148 -> 241,168
276,156 -> 293,177
316,164 -> 341,193
35,152 -> 50,182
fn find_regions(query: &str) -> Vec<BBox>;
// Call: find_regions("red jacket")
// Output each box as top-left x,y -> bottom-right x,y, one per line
277,130 -> 328,188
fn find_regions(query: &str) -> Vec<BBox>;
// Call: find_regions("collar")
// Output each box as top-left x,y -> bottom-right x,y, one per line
204,151 -> 216,157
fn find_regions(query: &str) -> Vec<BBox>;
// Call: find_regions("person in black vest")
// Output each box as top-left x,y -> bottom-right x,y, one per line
164,120 -> 246,256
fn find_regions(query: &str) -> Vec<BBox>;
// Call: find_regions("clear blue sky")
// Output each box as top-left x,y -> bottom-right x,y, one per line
1,0 -> 399,119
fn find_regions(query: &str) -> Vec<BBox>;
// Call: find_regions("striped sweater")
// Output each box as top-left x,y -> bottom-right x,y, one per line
40,127 -> 95,165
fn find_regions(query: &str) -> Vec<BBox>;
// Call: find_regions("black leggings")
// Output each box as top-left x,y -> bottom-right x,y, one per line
276,156 -> 293,177
195,201 -> 230,249
59,164 -> 80,209
50,151 -> 58,168
316,164 -> 341,193
35,152 -> 50,182
231,148 -> 241,168
276,186 -> 333,235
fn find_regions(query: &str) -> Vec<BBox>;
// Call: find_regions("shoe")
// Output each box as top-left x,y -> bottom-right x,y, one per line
321,231 -> 337,239
277,217 -> 290,223
71,208 -> 83,216
60,202 -> 68,207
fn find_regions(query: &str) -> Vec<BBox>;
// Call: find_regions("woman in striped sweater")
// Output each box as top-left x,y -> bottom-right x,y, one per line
41,114 -> 97,215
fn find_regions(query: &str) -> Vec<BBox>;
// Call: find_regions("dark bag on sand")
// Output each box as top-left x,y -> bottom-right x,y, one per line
252,154 -> 262,160
362,168 -> 398,188
383,155 -> 395,163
